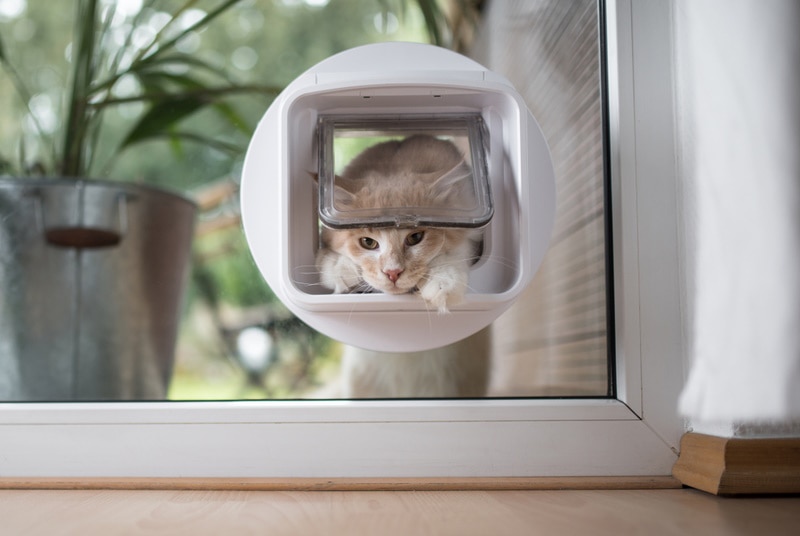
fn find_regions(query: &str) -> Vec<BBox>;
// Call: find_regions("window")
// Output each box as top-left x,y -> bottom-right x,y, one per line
0,0 -> 683,480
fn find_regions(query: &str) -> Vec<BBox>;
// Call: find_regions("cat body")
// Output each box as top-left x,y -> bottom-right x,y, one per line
315,135 -> 479,313
339,327 -> 491,398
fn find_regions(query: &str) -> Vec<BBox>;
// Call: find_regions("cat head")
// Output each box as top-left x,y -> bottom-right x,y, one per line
319,135 -> 477,294
332,134 -> 473,211
321,225 -> 471,295
330,157 -> 474,216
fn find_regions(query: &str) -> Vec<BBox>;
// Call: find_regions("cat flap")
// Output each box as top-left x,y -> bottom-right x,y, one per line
317,114 -> 493,229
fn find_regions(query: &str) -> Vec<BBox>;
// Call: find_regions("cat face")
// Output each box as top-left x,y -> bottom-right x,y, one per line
324,226 -> 460,294
315,135 -> 478,308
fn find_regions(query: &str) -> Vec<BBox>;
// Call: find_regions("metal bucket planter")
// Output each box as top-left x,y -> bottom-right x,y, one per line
0,178 -> 196,401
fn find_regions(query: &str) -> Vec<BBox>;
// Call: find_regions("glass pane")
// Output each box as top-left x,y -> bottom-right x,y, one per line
318,114 -> 491,229
474,0 -> 612,397
0,0 -> 610,401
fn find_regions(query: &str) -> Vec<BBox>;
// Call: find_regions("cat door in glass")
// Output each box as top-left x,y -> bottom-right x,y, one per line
241,42 -> 555,352
317,114 -> 492,229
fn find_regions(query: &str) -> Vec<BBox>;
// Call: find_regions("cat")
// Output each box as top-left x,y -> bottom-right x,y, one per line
315,134 -> 481,313
338,326 -> 491,398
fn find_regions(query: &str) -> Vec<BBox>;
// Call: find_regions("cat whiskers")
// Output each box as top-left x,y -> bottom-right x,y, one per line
291,265 -> 339,291
347,280 -> 377,294
477,253 -> 521,272
293,264 -> 378,295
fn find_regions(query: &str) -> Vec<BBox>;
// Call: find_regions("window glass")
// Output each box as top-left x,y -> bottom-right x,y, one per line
0,0 -> 610,401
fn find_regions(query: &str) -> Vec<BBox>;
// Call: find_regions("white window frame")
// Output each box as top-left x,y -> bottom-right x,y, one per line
0,0 -> 685,479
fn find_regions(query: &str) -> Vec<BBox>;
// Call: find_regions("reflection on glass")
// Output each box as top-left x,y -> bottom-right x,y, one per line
319,115 -> 491,230
0,0 -> 610,402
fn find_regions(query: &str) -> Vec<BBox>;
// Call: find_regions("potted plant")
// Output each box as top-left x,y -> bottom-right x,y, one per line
0,0 -> 277,400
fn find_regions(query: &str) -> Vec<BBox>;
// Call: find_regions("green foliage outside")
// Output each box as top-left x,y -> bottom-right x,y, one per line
0,0 -> 462,400
0,0 -> 433,184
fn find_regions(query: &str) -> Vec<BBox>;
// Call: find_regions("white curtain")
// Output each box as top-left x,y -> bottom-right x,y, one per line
674,0 -> 800,424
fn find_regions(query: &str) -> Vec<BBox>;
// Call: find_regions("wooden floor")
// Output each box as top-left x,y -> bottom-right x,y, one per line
1,488 -> 798,535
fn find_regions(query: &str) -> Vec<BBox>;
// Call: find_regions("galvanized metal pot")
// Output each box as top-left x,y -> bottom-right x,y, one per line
0,178 -> 196,401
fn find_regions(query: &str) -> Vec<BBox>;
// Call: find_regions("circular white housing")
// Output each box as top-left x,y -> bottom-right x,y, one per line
241,42 -> 555,352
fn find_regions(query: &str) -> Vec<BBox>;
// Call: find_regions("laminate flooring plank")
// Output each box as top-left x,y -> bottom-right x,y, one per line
1,489 -> 799,536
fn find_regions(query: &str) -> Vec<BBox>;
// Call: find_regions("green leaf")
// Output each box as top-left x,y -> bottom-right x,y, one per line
90,2 -> 238,97
0,31 -> 7,62
130,0 -> 202,64
0,28 -> 52,154
136,70 -> 204,96
166,132 -> 244,155
61,0 -> 101,176
121,97 -> 207,148
135,0 -> 244,66
134,54 -> 231,81
211,100 -> 251,136
168,132 -> 186,159
414,0 -> 445,46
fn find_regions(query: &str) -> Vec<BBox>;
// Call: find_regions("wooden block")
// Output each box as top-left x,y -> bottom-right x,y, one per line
672,432 -> 800,495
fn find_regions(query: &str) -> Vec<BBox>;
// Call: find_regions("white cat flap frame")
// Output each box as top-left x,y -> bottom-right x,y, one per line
241,42 -> 555,352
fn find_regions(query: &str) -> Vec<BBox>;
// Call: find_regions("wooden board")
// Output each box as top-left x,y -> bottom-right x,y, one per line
2,488 -> 800,536
0,476 -> 681,491
672,432 -> 800,495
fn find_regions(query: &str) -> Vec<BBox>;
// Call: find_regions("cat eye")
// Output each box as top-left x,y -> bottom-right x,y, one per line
405,231 -> 425,246
359,237 -> 379,250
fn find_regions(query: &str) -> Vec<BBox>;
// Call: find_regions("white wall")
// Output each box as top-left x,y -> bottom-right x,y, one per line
672,0 -> 800,435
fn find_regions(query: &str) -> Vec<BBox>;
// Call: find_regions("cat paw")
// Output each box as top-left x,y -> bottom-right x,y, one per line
419,266 -> 468,314
317,251 -> 361,293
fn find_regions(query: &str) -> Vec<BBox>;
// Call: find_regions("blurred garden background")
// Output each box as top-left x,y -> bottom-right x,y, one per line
0,0 -> 479,400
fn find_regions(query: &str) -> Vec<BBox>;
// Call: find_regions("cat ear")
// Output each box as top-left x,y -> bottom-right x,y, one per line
310,171 -> 356,207
333,176 -> 356,208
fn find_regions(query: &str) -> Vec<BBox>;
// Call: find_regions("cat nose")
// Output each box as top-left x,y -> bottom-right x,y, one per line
384,268 -> 403,283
